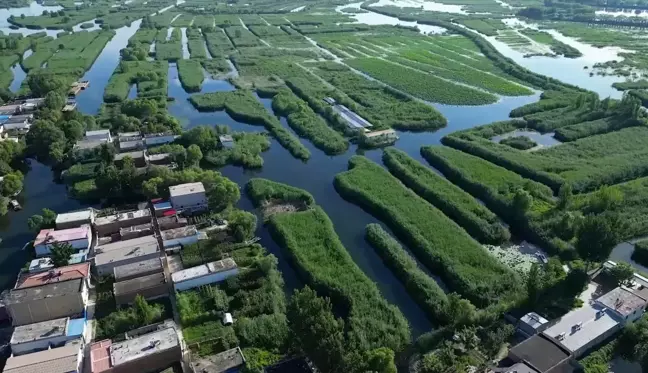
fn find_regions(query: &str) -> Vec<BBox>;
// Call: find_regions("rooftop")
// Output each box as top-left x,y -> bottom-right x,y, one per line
114,151 -> 145,161
596,286 -> 647,317
509,333 -> 571,373
110,326 -> 179,366
144,132 -> 176,138
113,272 -> 166,295
114,258 -> 162,281
94,236 -> 159,267
10,317 -> 68,344
365,129 -> 397,138
169,182 -> 205,197
219,135 -> 234,143
542,302 -> 620,354
192,347 -> 245,373
5,279 -> 83,305
4,339 -> 82,373
55,210 -> 93,225
16,263 -> 90,289
117,132 -> 141,138
504,362 -> 540,373
75,139 -> 107,150
34,225 -> 91,246
28,258 -> 53,273
86,129 -> 110,137
161,225 -> 198,240
90,339 -> 113,373
119,223 -> 153,235
520,312 -> 550,330
172,258 -> 237,283
153,201 -> 172,210
95,209 -> 151,226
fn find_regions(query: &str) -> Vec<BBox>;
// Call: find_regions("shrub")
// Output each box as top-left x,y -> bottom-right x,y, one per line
500,136 -> 537,150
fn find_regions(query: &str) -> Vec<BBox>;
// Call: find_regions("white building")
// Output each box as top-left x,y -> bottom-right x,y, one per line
169,182 -> 208,213
172,258 -> 238,292
144,132 -> 177,147
4,338 -> 84,373
161,226 -> 199,248
55,209 -> 94,230
10,316 -> 86,356
93,235 -> 160,276
33,225 -> 91,257
84,129 -> 112,143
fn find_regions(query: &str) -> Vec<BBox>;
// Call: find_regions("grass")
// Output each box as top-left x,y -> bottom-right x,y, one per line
271,88 -> 348,155
155,28 -> 182,61
104,60 -> 168,102
177,59 -> 204,92
246,178 -> 411,352
519,29 -> 582,58
186,27 -> 207,59
334,156 -> 522,308
189,90 -> 310,160
383,148 -> 510,245
345,57 -> 498,106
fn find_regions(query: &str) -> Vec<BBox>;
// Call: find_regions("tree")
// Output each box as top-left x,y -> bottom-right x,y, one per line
27,214 -> 44,232
120,98 -> 159,118
366,348 -> 397,373
27,74 -> 66,96
588,185 -> 623,214
526,263 -> 544,307
44,91 -> 66,110
50,242 -> 73,267
186,144 -> 203,167
25,120 -> 67,163
576,214 -> 623,270
1,172 -> 22,197
134,295 -> 156,325
420,352 -> 445,373
513,188 -> 532,212
170,146 -> 187,169
99,143 -> 115,165
287,287 -> 348,373
557,183 -> 572,209
180,126 -> 219,151
142,177 -> 163,198
609,262 -> 635,287
445,293 -> 476,326
60,120 -> 84,141
228,209 -> 256,242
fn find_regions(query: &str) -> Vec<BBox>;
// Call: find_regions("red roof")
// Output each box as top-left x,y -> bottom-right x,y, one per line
150,198 -> 163,203
15,263 -> 90,289
90,340 -> 113,373
162,210 -> 177,217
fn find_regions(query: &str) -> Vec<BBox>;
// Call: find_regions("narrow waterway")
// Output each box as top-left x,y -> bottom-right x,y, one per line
9,62 -> 26,93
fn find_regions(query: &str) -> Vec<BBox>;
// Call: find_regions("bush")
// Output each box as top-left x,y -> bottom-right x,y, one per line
383,148 -> 510,244
334,156 -> 522,308
365,224 -> 450,324
500,136 -> 537,150
234,314 -> 289,351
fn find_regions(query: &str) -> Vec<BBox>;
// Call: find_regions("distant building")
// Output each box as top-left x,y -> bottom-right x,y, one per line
113,272 -> 168,306
507,333 -> 575,373
161,225 -> 199,248
89,322 -> 181,373
113,258 -> 163,282
219,135 -> 234,149
4,278 -> 88,326
3,115 -> 33,133
118,135 -> 144,152
152,201 -> 173,217
93,235 -> 160,277
360,129 -> 398,147
114,150 -> 147,168
94,209 -> 152,236
10,316 -> 86,355
33,225 -> 92,257
85,129 -> 112,143
4,338 -> 84,373
172,258 -> 238,292
144,132 -> 177,147
55,209 -> 95,230
191,347 -> 246,373
169,182 -> 208,213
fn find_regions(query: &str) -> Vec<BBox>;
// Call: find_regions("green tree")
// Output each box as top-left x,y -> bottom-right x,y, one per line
445,293 -> 476,326
142,177 -> 163,198
287,287 -> 348,373
44,91 -> 66,110
513,188 -> 532,212
186,144 -> 203,167
121,98 -> 159,118
180,126 -> 219,151
27,74 -> 66,96
588,186 -> 623,214
557,183 -> 572,210
576,214 -> 623,270
526,263 -> 544,307
25,120 -> 67,163
609,262 -> 635,287
60,120 -> 85,141
42,208 -> 56,227
1,172 -> 22,197
366,347 -> 397,373
27,214 -> 44,232
228,209 -> 256,242
170,146 -> 187,169
134,295 -> 156,325
50,242 -> 73,267
420,352 -> 445,373
99,143 -> 115,165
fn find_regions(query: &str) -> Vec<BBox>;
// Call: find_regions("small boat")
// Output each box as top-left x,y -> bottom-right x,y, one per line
9,200 -> 21,211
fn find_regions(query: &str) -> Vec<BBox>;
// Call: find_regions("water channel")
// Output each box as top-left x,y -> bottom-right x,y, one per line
0,2 -> 636,338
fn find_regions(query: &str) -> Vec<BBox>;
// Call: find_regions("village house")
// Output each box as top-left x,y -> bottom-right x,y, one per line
33,225 -> 92,257
169,182 -> 208,213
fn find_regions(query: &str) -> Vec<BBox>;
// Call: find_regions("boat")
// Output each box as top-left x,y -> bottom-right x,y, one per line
9,200 -> 21,211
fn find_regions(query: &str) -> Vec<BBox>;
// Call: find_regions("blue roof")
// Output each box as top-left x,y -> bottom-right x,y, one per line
69,250 -> 88,264
154,202 -> 172,209
66,317 -> 86,337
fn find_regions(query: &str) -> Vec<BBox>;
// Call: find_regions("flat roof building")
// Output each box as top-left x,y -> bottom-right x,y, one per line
114,258 -> 163,282
157,215 -> 187,230
85,129 -> 112,142
169,182 -> 208,213
94,209 -> 152,236
94,235 -> 160,277
518,312 -> 550,337
161,225 -> 199,248
55,209 -> 94,229
10,316 -> 86,356
191,347 -> 245,373
114,150 -> 147,167
34,225 -> 91,256
4,338 -> 84,373
595,286 -> 647,322
15,263 -> 90,289
113,272 -> 168,306
4,279 -> 87,326
172,258 -> 238,292
508,333 -> 573,373
90,323 -> 181,373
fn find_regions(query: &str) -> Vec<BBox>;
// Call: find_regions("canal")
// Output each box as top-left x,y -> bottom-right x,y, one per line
0,2 -> 632,337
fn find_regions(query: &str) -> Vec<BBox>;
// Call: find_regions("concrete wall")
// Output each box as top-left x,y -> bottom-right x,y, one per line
57,218 -> 92,230
170,193 -> 208,213
173,268 -> 239,292
144,135 -> 175,147
95,215 -> 151,236
573,323 -> 622,358
96,252 -> 159,277
35,238 -> 90,256
8,293 -> 85,326
11,333 -> 80,356
115,284 -> 169,306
